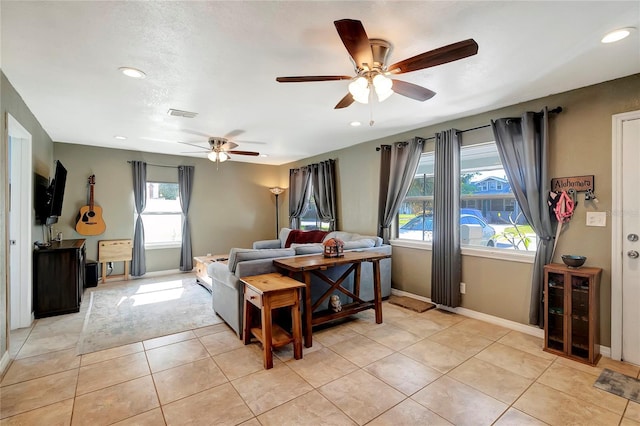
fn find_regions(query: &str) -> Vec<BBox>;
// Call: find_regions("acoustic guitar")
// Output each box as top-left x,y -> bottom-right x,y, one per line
75,175 -> 106,235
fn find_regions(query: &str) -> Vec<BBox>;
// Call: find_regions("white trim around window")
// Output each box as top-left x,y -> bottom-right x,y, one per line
390,239 -> 535,264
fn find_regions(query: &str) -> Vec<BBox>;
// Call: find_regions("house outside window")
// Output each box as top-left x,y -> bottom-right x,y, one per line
141,182 -> 182,248
396,142 -> 535,251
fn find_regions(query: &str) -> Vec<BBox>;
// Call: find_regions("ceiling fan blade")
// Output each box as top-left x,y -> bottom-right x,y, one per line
387,39 -> 479,74
276,76 -> 352,83
227,150 -> 260,156
334,93 -> 355,109
224,129 -> 245,139
180,150 -> 210,154
178,141 -> 208,149
235,140 -> 267,145
220,141 -> 238,150
391,80 -> 436,102
334,19 -> 373,69
180,129 -> 211,138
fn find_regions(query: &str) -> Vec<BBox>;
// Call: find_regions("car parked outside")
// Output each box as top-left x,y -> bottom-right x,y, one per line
399,213 -> 497,246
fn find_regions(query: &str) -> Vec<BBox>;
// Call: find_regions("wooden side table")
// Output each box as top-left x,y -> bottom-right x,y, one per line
241,273 -> 305,369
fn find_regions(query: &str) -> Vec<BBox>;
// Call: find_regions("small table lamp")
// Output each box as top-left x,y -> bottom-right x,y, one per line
269,187 -> 285,238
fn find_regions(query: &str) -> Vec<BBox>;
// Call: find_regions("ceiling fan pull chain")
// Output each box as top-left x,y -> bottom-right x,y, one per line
369,90 -> 375,127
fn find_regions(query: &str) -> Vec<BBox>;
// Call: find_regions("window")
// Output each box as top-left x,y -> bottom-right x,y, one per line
397,142 -> 534,251
141,182 -> 182,248
397,153 -> 434,241
300,194 -> 330,231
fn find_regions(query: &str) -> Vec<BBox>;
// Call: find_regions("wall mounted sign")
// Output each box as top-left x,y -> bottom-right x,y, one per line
550,175 -> 594,193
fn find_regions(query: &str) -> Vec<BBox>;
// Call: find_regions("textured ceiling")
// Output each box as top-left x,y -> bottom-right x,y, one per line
2,1 -> 639,165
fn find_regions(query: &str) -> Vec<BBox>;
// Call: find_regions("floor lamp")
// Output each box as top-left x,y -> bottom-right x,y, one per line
269,187 -> 285,238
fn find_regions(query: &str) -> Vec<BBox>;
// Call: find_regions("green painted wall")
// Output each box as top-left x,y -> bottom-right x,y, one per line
53,143 -> 281,270
278,74 -> 640,346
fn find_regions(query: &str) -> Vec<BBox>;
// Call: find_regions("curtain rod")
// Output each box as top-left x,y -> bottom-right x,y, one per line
377,106 -> 563,148
126,161 -> 188,169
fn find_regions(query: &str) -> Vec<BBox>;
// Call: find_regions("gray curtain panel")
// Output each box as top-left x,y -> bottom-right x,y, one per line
311,159 -> 337,231
288,166 -> 311,229
131,161 -> 147,277
377,138 -> 424,243
431,129 -> 462,307
492,108 -> 554,327
178,165 -> 195,271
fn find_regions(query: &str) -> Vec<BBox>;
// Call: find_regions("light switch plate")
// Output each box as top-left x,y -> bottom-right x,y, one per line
586,211 -> 607,227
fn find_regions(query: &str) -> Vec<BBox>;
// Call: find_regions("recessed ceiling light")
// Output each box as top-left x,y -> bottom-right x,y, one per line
601,27 -> 634,43
114,135 -> 127,140
350,121 -> 361,127
118,67 -> 146,79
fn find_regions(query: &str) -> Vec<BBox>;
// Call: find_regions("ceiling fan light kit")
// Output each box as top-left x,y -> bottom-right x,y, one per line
208,151 -> 229,163
276,19 -> 478,110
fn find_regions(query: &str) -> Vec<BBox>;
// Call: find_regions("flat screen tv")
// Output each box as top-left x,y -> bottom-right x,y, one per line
35,160 -> 67,226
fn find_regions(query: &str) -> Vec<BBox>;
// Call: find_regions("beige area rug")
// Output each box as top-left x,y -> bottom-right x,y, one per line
388,295 -> 436,313
78,273 -> 222,355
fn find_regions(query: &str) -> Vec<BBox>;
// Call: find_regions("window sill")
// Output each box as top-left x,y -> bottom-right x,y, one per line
145,242 -> 181,250
389,239 -> 535,264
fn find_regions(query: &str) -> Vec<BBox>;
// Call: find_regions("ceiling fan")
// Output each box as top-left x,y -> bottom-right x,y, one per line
179,136 -> 260,163
276,19 -> 479,109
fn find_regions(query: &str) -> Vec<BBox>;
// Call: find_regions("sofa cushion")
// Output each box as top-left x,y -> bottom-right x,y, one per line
284,229 -> 328,248
323,231 -> 383,247
323,231 -> 355,242
228,248 -> 295,273
355,235 -> 384,247
290,243 -> 324,255
278,228 -> 292,248
343,239 -> 376,250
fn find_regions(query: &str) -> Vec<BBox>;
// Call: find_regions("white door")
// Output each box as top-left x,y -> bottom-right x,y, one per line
7,114 -> 33,330
612,110 -> 640,365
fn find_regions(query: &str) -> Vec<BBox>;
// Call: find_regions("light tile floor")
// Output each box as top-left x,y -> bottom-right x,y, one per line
2,275 -> 640,425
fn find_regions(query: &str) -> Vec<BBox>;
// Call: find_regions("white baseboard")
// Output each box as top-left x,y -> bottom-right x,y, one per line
390,289 -> 613,356
391,288 -> 543,338
131,268 -> 185,278
0,350 -> 10,376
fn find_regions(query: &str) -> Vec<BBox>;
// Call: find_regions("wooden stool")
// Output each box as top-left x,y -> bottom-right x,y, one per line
241,273 -> 305,369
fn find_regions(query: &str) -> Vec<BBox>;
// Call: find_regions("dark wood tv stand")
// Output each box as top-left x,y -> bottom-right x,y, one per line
33,239 -> 86,318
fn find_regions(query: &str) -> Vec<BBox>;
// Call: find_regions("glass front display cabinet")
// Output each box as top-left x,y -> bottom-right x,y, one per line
543,263 -> 602,365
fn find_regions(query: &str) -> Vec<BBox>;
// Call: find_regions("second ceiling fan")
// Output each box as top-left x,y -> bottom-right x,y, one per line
276,19 -> 478,109
180,135 -> 260,163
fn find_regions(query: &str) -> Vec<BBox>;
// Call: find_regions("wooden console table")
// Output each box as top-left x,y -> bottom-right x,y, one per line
273,251 -> 390,347
241,273 -> 305,369
98,239 -> 132,283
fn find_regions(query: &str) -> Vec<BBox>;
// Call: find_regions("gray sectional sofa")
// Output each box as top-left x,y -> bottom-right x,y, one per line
207,228 -> 392,338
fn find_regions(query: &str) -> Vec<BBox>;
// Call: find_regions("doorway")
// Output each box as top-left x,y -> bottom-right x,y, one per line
7,113 -> 33,330
611,109 -> 640,366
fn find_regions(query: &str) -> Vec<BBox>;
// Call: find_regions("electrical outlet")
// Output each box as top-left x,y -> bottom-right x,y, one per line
460,282 -> 466,294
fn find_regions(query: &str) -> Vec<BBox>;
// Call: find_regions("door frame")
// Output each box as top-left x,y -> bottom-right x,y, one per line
611,109 -> 640,361
6,113 -> 33,330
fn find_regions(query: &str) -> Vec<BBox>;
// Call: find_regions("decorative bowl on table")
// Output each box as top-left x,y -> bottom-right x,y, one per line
561,255 -> 587,268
